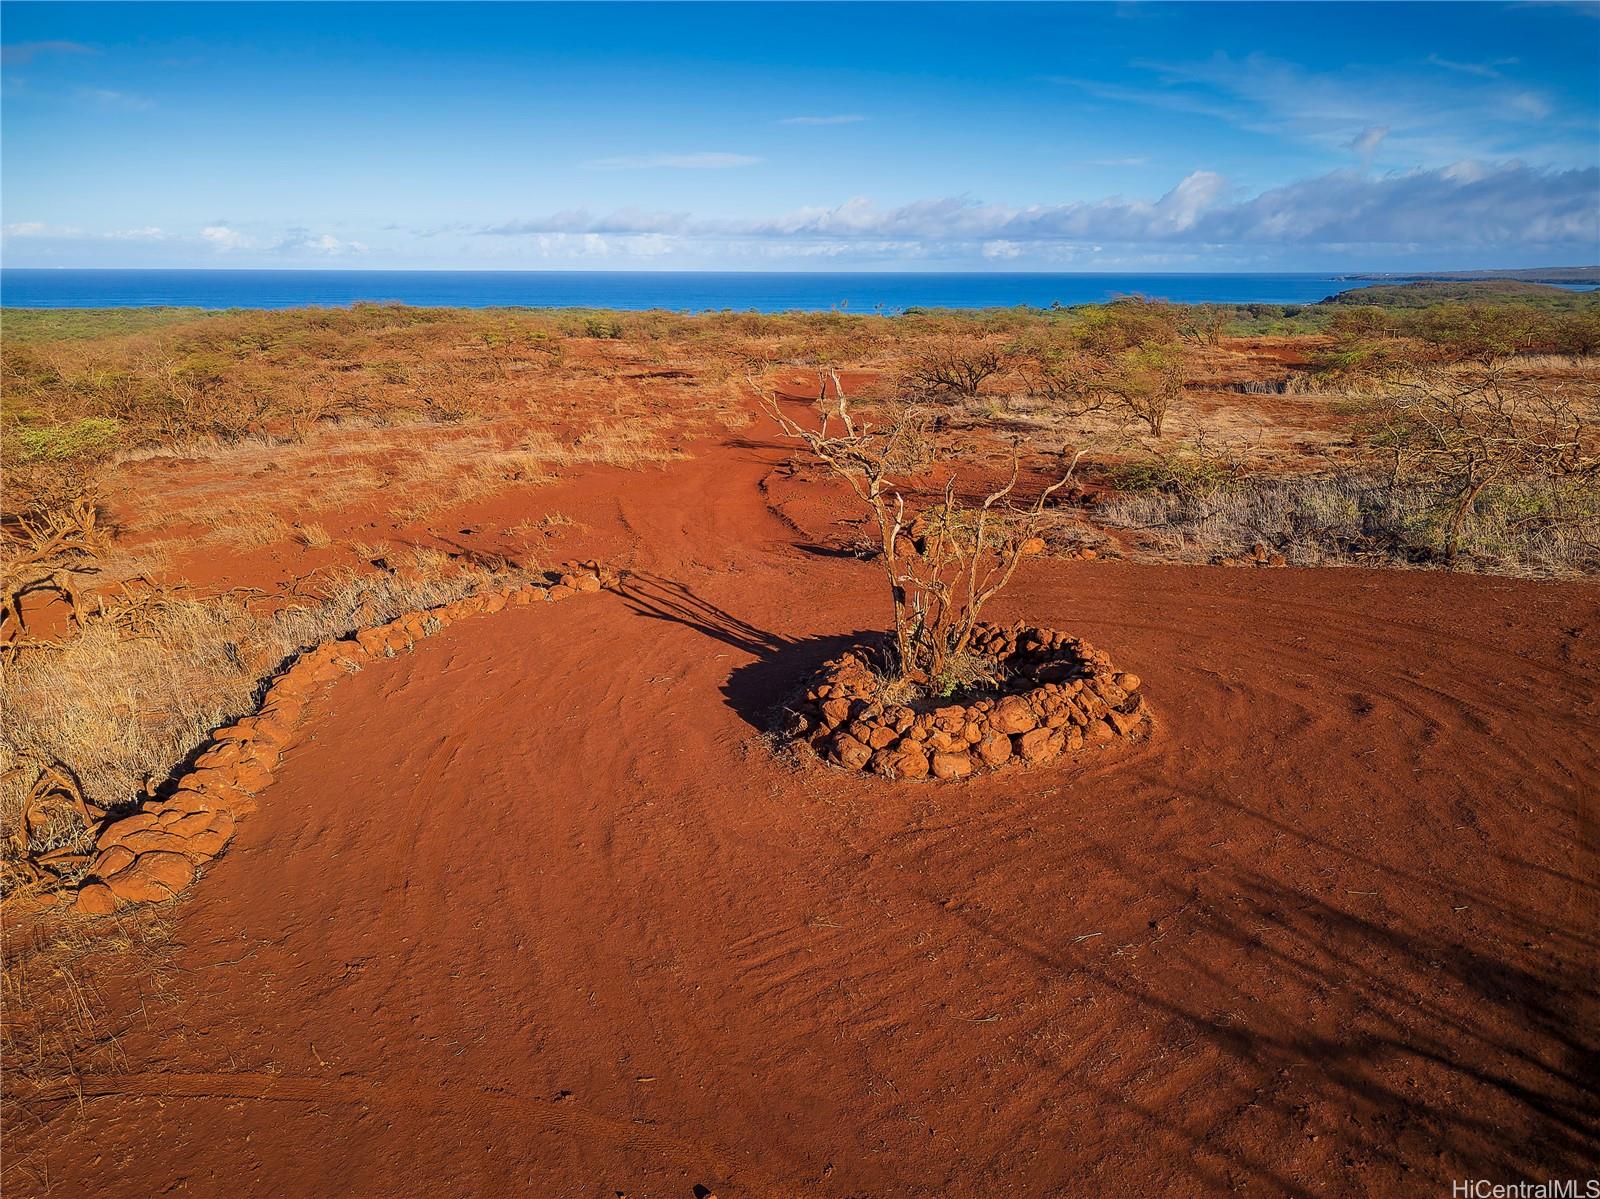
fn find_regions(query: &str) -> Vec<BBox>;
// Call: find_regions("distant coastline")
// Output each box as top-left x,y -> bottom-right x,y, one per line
1339,266 -> 1600,284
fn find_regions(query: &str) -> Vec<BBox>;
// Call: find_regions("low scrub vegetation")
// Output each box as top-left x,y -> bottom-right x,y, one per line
1099,361 -> 1600,575
2,295 -> 1595,901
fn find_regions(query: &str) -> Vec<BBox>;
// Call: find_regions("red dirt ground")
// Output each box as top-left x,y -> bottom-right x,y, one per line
7,390 -> 1599,1197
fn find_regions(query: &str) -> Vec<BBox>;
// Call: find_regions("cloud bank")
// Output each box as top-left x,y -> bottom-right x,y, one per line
6,161 -> 1593,269
477,161 -> 1599,256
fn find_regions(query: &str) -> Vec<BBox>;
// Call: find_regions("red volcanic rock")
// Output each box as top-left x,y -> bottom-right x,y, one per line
97,813 -> 161,849
832,734 -> 872,771
184,811 -> 237,859
193,742 -> 246,771
793,622 -> 1149,782
893,743 -> 930,779
866,724 -> 899,750
930,751 -> 974,780
1108,705 -> 1145,736
356,626 -> 392,654
820,698 -> 851,728
89,845 -> 136,879
166,810 -> 217,839
74,883 -> 118,916
871,743 -> 930,780
253,711 -> 296,746
1017,728 -> 1058,763
975,731 -> 1013,767
115,829 -> 202,859
233,760 -> 275,793
105,851 -> 196,904
989,696 -> 1038,735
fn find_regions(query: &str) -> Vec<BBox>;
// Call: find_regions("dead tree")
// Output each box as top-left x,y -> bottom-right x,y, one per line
1,500 -> 103,654
759,370 -> 1081,692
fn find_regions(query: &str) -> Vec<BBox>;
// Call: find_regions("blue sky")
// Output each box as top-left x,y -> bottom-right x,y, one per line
2,1 -> 1597,271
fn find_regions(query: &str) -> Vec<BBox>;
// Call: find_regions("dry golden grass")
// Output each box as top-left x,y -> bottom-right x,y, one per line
0,549 -> 534,897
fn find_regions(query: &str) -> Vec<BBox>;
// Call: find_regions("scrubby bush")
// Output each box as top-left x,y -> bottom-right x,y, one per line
901,334 -> 1016,400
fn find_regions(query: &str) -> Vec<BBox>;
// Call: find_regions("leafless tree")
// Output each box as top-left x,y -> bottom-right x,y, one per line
759,371 -> 1081,692
1,500 -> 103,654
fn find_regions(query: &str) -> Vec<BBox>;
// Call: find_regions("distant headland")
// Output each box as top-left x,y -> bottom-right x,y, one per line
1338,266 -> 1600,284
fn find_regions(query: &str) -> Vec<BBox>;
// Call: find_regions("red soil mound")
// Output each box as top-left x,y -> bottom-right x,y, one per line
6,387 -> 1597,1197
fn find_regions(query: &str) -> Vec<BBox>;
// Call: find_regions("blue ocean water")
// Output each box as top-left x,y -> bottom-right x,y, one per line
0,269 -> 1370,312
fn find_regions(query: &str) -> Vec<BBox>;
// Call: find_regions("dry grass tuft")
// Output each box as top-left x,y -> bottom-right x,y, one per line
0,549 -> 530,896
1098,468 -> 1600,576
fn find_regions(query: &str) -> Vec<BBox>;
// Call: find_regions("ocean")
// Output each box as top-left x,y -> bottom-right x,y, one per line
0,269 -> 1372,312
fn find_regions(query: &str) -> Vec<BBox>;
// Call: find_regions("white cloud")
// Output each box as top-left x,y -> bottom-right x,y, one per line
1,40 -> 97,66
1426,53 -> 1515,80
1059,52 -> 1590,165
981,240 -> 1023,260
202,225 -> 255,250
520,231 -> 680,258
583,151 -> 761,170
475,161 -> 1600,255
271,229 -> 368,255
1345,125 -> 1390,170
77,87 -> 153,111
3,221 -> 165,241
779,114 -> 866,126
3,221 -> 58,237
1509,91 -> 1553,120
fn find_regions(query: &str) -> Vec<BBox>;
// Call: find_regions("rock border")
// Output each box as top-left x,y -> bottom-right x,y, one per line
794,622 -> 1150,781
61,562 -> 611,916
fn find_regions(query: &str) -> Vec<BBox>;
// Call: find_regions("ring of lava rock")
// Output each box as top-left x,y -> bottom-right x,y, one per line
793,622 -> 1151,780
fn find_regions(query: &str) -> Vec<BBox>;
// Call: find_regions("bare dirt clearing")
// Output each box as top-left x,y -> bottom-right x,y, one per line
6,389 -> 1597,1197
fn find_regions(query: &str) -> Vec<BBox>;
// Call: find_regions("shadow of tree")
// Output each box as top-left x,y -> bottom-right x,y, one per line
924,809 -> 1600,1186
614,570 -> 874,733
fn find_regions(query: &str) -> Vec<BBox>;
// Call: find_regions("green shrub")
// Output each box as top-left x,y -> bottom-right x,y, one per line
11,417 -> 122,464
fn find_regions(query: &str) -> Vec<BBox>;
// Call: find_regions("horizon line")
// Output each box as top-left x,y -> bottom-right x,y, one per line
4,265 -> 1595,277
